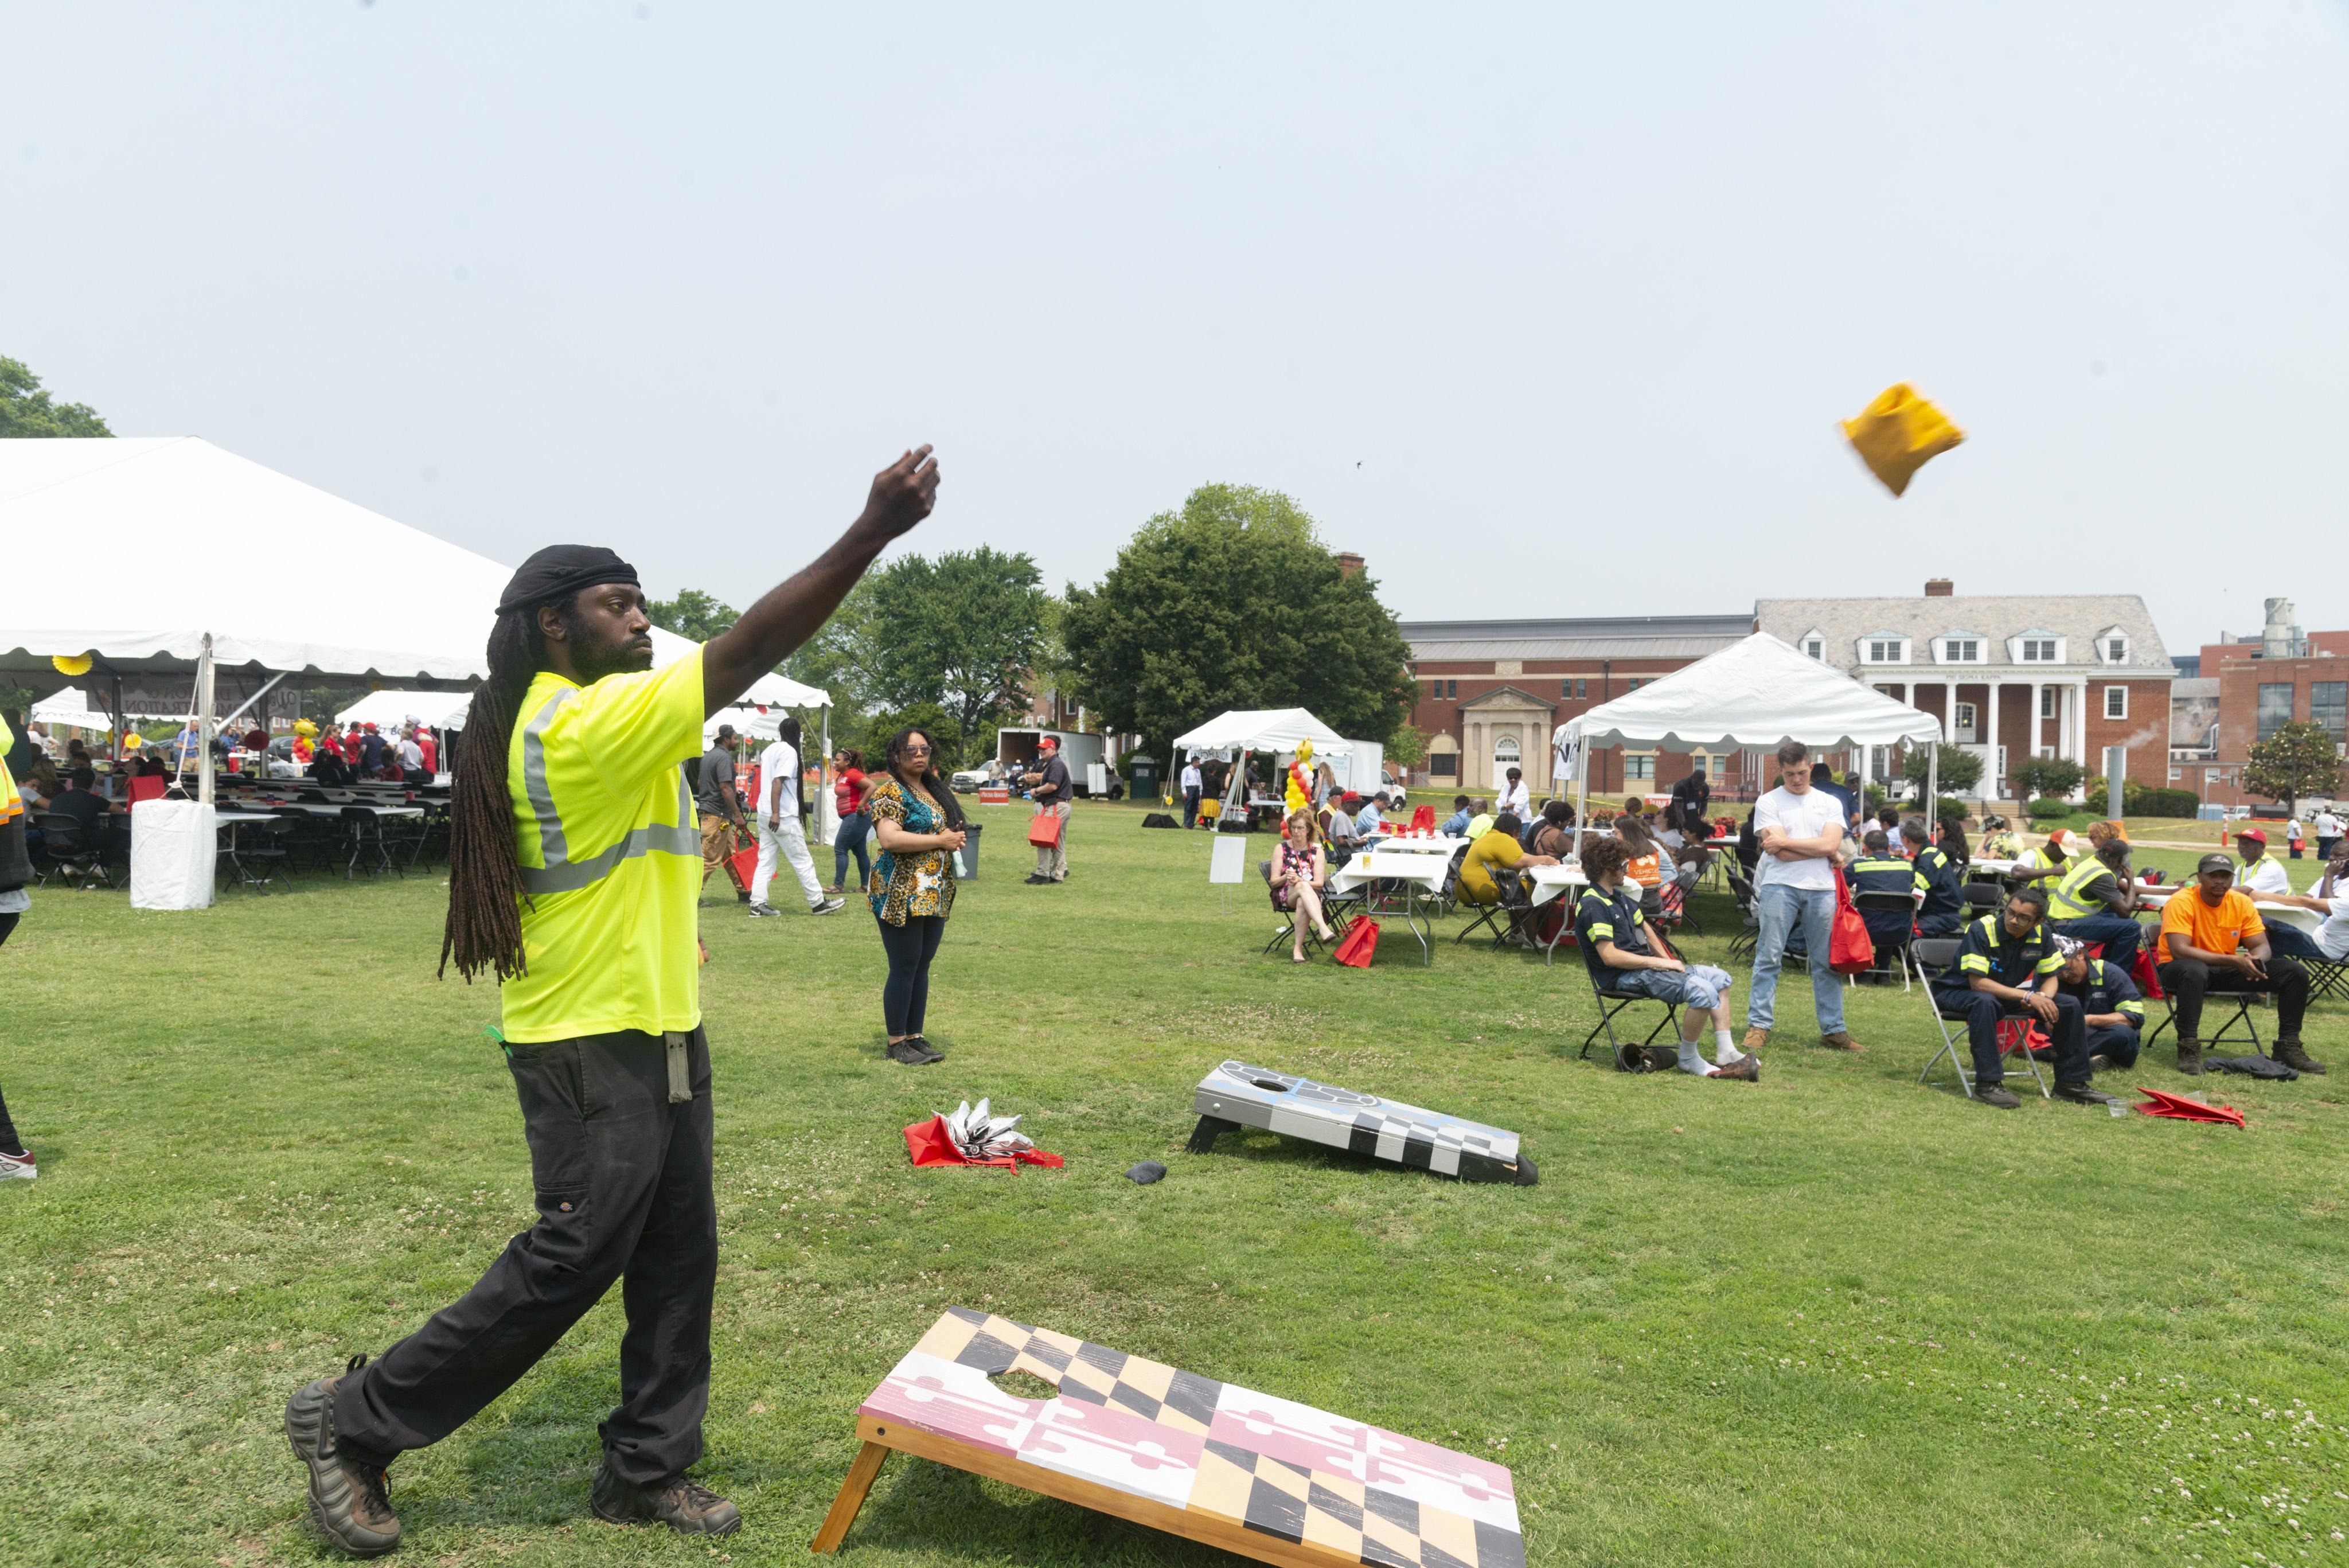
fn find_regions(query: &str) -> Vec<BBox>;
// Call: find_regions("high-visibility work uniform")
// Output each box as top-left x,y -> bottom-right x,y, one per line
337,649 -> 720,1489
1848,853 -> 1917,954
1911,843 -> 1964,937
2046,854 -> 2144,972
1931,911 -> 2089,1089
2058,956 -> 2147,1069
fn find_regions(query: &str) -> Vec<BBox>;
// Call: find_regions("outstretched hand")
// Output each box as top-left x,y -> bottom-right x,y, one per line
860,446 -> 941,543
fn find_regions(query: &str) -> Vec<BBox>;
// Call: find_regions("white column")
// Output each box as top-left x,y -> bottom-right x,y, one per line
1987,680 -> 2003,794
2074,679 -> 2090,773
2029,680 -> 2043,758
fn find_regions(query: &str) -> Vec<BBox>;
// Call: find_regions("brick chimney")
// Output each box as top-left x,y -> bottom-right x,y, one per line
1924,578 -> 1953,597
1336,551 -> 1365,579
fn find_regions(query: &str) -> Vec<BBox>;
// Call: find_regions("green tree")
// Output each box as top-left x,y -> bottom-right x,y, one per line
1060,484 -> 1413,759
1901,743 -> 1982,798
646,588 -> 739,643
2243,720 -> 2340,813
0,356 -> 111,438
857,701 -> 963,771
865,547 -> 1051,744
1385,723 -> 1430,771
780,578 -> 885,724
2008,755 -> 2085,802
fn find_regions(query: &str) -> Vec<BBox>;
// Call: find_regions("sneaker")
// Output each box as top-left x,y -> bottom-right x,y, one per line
2054,1080 -> 2122,1107
286,1356 -> 403,1558
591,1461 -> 742,1537
2176,1040 -> 2203,1075
0,1148 -> 33,1181
809,898 -> 845,916
905,1033 -> 947,1059
1023,873 -> 1049,885
1710,1055 -> 1761,1082
1972,1082 -> 2022,1110
885,1039 -> 943,1066
746,902 -> 783,918
1819,1031 -> 1864,1052
1739,1027 -> 1770,1053
2274,1039 -> 2327,1075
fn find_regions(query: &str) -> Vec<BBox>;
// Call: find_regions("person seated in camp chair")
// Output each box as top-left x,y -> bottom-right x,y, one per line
1848,830 -> 1917,975
2233,826 -> 2292,898
2054,934 -> 2145,1072
2156,853 -> 2320,1076
1929,884 -> 2102,1110
2016,826 -> 2080,882
2046,838 -> 2147,972
1901,815 -> 1965,937
2263,842 -> 2349,962
1456,812 -> 1556,906
1271,809 -> 1337,964
1572,837 -> 1758,1080
1441,794 -> 1474,837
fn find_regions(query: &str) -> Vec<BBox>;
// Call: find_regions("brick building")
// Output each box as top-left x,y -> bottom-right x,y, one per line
2168,600 -> 2349,808
1398,615 -> 1751,797
1754,583 -> 2175,798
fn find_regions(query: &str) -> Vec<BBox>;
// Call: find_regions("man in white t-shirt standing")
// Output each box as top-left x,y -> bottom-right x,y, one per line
1743,739 -> 1862,1056
748,716 -> 842,918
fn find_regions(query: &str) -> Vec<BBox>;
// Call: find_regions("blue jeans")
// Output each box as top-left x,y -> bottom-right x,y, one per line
1749,882 -> 1845,1033
2051,914 -> 2143,972
1616,963 -> 1735,1014
832,811 -> 872,889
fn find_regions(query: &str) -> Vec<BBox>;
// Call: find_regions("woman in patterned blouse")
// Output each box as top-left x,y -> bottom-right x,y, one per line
865,727 -> 967,1065
1273,809 -> 1337,962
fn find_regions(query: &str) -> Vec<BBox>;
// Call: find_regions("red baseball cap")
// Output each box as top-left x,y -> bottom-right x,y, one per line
1037,736 -> 1058,750
2237,826 -> 2266,845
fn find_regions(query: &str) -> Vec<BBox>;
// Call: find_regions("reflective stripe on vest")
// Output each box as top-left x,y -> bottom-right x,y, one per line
2048,855 -> 2107,920
518,689 -> 700,895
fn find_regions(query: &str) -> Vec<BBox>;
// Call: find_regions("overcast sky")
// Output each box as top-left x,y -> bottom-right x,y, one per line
6,3 -> 2346,657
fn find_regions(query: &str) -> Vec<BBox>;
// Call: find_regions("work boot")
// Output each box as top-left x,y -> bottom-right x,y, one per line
1710,1055 -> 1761,1082
2053,1080 -> 2122,1107
1739,1027 -> 1770,1054
2274,1039 -> 2327,1075
1819,1031 -> 1864,1052
1972,1082 -> 2022,1109
885,1038 -> 943,1066
2175,1040 -> 2203,1075
591,1462 -> 742,1536
285,1356 -> 401,1558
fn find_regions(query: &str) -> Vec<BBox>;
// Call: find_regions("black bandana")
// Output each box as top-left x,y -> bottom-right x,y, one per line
495,544 -> 641,617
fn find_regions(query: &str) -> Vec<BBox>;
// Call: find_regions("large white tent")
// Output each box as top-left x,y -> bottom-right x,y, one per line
1171,707 -> 1352,756
334,690 -> 478,732
1554,633 -> 1944,841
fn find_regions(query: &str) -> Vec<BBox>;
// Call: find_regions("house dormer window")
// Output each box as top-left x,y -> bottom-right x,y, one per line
1798,627 -> 1827,661
1937,631 -> 1985,664
2010,630 -> 2065,664
2098,626 -> 2130,665
1859,633 -> 1910,665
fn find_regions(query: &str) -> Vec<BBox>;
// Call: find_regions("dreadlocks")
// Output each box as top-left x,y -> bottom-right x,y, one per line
439,606 -> 552,981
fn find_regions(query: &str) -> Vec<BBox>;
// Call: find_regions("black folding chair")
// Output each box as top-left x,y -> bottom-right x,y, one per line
1852,891 -> 1918,990
1726,871 -> 1761,961
1962,880 -> 2002,919
1658,872 -> 1705,937
33,811 -> 115,890
1455,863 -> 1541,948
1259,860 -> 1352,958
2301,951 -> 2349,1005
2140,974 -> 2269,1059
1912,938 -> 2050,1101
379,808 -> 430,875
1578,962 -> 1683,1068
220,817 -> 298,895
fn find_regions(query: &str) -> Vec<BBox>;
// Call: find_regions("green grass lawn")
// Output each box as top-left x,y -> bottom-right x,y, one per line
3,799 -> 2346,1567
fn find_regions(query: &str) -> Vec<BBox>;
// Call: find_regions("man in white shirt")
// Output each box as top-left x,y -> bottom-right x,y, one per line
1743,740 -> 1862,1056
2235,828 -> 2292,897
1180,754 -> 1204,829
2270,846 -> 2349,962
747,717 -> 842,918
2316,809 -> 2343,863
1496,767 -> 1531,821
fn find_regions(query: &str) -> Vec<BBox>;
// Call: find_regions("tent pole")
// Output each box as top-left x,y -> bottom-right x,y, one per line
197,634 -> 216,806
1572,728 -> 1588,862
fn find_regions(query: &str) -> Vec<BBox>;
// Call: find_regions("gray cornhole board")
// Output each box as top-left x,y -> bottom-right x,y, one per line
1187,1059 -> 1536,1185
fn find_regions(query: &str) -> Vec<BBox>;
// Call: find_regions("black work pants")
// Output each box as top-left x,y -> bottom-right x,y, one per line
2158,957 -> 2308,1042
1183,787 -> 1200,829
2085,1023 -> 2142,1069
336,1027 -> 717,1486
2051,914 -> 2143,973
877,914 -> 946,1036
1934,987 -> 2089,1087
1917,910 -> 1963,939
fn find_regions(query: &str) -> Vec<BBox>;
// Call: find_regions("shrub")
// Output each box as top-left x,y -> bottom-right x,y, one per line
2026,796 -> 2072,820
1934,795 -> 1970,825
2011,756 -> 2085,801
2081,779 -> 2202,819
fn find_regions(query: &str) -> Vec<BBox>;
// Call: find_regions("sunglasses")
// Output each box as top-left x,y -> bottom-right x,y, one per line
902,744 -> 932,755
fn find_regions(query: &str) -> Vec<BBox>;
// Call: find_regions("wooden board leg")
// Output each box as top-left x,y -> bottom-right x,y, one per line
809,1440 -> 891,1554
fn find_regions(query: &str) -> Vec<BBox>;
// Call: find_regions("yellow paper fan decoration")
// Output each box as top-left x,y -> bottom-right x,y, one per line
1841,383 -> 1965,498
52,653 -> 93,676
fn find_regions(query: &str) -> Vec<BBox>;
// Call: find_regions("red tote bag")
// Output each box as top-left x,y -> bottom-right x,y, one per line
1027,810 -> 1064,848
1332,919 -> 1381,968
1828,864 -> 1875,974
725,837 -> 757,892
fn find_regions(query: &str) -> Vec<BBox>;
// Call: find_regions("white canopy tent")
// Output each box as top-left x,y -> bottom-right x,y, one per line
0,436 -> 833,901
1170,707 -> 1352,757
29,687 -> 125,732
335,690 -> 478,732
1553,633 -> 1945,851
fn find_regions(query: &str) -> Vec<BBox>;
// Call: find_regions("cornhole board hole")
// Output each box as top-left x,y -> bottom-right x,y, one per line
1185,1060 -> 1537,1185
812,1306 -> 1525,1567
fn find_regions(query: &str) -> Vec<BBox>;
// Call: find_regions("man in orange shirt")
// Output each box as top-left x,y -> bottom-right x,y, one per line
2156,852 -> 2318,1076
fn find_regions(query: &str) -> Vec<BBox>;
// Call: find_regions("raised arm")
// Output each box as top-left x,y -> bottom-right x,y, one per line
700,447 -> 938,717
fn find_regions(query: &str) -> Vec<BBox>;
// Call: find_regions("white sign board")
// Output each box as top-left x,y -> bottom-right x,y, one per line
1208,833 -> 1247,884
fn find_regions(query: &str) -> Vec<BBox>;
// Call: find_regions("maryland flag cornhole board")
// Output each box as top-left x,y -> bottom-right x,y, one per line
813,1306 -> 1525,1568
1185,1060 -> 1537,1185
1842,382 -> 1965,497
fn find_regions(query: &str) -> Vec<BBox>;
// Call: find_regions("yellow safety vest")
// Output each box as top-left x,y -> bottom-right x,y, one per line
501,649 -> 708,1043
2048,855 -> 2110,920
